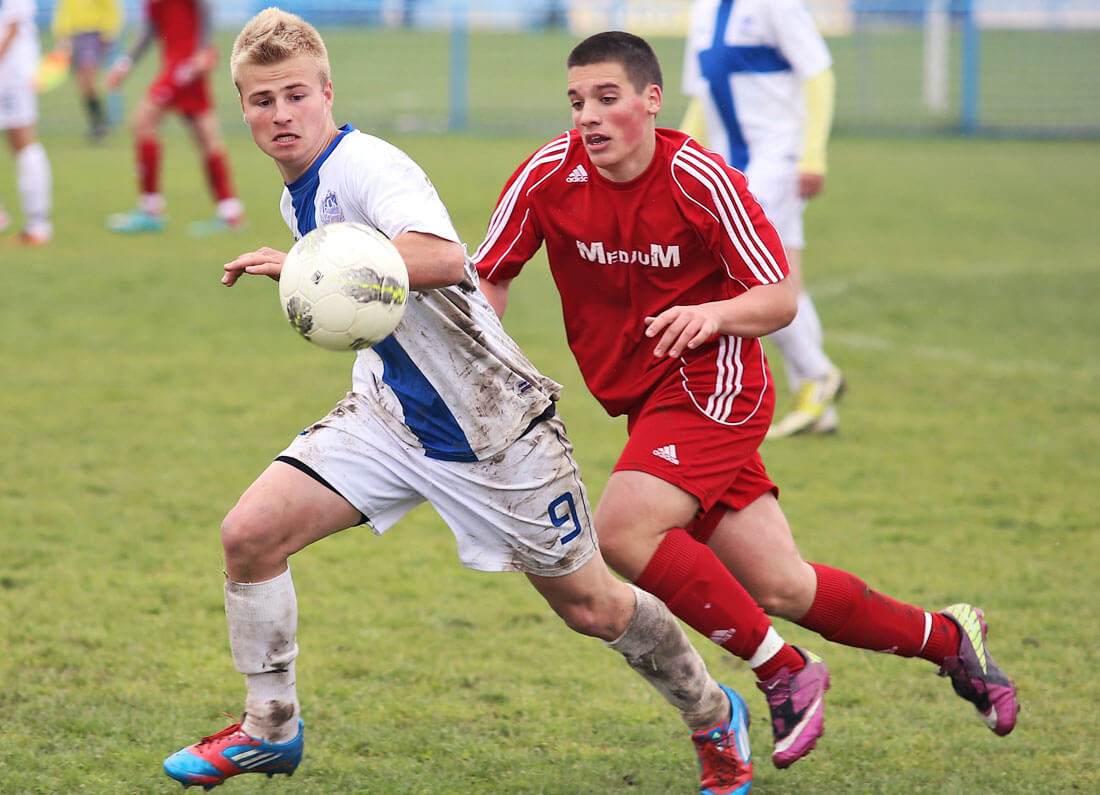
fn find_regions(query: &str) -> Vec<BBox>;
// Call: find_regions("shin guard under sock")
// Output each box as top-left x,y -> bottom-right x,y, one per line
636,528 -> 799,677
799,562 -> 960,662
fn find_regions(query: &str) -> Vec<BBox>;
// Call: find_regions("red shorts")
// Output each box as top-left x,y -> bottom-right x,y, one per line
148,66 -> 212,116
613,375 -> 778,543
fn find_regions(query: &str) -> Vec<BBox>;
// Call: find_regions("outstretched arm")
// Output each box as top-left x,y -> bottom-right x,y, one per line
221,232 -> 465,291
390,231 -> 465,291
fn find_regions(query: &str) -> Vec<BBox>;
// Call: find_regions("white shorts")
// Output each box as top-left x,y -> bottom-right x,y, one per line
745,159 -> 805,250
278,393 -> 599,577
0,77 -> 37,130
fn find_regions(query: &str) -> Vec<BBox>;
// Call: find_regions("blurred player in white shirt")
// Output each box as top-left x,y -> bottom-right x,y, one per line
160,9 -> 753,793
683,0 -> 842,437
0,0 -> 52,245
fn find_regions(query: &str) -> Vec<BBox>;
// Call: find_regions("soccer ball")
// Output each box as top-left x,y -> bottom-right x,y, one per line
278,222 -> 409,351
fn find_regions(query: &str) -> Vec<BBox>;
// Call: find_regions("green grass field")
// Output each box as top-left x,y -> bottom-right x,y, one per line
3,28 -> 1100,795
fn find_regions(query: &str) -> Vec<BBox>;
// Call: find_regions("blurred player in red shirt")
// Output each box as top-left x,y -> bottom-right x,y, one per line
105,0 -> 244,235
474,31 -> 1018,770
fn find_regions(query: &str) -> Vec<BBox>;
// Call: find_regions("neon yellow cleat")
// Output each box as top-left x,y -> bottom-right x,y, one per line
767,367 -> 845,439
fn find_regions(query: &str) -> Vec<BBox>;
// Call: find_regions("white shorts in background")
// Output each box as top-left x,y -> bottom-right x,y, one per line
0,78 -> 37,130
278,393 -> 598,577
745,158 -> 806,250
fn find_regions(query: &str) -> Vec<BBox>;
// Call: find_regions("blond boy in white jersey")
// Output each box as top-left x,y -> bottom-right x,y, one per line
161,9 -> 753,793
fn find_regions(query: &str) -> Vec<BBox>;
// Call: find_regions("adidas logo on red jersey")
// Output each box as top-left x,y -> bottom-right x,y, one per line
652,444 -> 679,465
565,164 -> 588,183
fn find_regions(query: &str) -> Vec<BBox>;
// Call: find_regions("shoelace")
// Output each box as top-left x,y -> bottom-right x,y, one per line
696,728 -> 743,786
195,714 -> 248,747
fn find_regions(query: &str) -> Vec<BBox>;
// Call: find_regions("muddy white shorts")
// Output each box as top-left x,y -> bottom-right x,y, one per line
277,393 -> 598,577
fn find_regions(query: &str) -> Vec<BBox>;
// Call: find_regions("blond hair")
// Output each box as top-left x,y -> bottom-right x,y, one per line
230,7 -> 331,89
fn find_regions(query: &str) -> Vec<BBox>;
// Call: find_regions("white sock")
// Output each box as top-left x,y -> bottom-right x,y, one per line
769,292 -> 833,391
746,626 -> 785,669
16,142 -> 51,236
216,197 -> 244,222
606,585 -> 729,732
225,568 -> 301,742
139,193 -> 164,216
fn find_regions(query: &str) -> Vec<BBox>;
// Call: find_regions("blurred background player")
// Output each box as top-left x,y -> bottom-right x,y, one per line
0,0 -> 52,246
50,0 -> 122,141
104,0 -> 244,235
682,0 -> 843,438
160,10 -> 752,793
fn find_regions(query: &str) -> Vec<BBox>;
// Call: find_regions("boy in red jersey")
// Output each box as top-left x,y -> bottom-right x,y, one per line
105,0 -> 244,235
474,31 -> 1018,769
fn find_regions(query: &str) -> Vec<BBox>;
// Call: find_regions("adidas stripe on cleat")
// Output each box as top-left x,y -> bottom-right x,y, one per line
163,718 -> 304,789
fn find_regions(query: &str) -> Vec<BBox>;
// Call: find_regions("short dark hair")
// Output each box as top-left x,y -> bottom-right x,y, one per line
567,31 -> 663,92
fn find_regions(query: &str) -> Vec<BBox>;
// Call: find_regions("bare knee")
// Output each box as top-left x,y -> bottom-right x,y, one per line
551,584 -> 633,641
221,505 -> 285,580
749,562 -> 817,620
555,601 -> 610,638
593,504 -> 667,582
594,519 -> 635,576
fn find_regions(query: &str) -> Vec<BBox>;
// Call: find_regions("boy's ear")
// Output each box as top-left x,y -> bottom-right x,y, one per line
646,83 -> 663,116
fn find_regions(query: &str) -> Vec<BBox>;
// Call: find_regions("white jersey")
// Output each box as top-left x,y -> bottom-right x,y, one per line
280,125 -> 561,463
0,0 -> 40,81
682,0 -> 831,171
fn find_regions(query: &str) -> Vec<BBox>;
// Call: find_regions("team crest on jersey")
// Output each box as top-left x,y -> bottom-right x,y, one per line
320,191 -> 344,225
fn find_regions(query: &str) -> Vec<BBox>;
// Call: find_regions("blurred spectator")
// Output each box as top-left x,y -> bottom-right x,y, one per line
51,0 -> 123,141
0,0 -> 52,246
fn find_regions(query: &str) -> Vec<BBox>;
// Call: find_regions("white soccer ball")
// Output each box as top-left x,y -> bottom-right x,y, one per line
278,222 -> 409,351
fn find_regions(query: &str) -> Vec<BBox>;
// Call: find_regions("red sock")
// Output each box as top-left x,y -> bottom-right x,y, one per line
799,563 -> 960,664
635,528 -> 803,678
137,137 -> 160,196
204,151 -> 235,202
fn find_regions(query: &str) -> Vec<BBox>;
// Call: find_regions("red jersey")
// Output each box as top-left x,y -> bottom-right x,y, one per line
474,128 -> 789,423
146,0 -> 201,64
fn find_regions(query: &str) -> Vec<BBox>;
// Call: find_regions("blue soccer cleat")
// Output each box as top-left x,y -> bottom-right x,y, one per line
692,683 -> 752,795
163,718 -> 304,790
107,209 -> 166,234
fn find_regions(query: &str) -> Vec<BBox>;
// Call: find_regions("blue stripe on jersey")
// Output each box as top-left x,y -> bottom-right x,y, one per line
698,1 -> 793,170
285,123 -> 355,237
285,122 -> 477,461
373,337 -> 477,462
